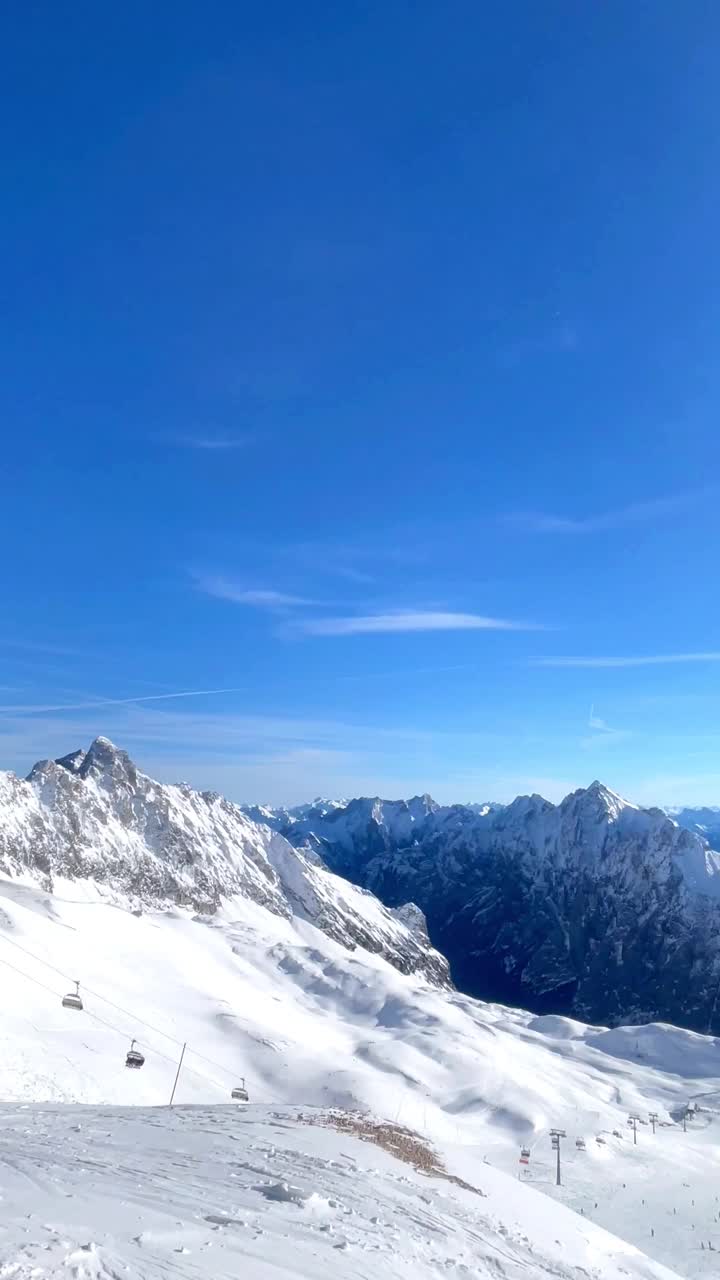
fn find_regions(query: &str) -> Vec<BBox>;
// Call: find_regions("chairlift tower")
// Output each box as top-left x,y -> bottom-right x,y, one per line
681,1103 -> 694,1132
649,1112 -> 659,1135
628,1114 -> 642,1145
549,1129 -> 566,1186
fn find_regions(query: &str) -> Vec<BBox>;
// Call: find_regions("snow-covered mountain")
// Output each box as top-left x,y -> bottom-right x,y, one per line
668,805 -> 720,848
0,820 -> 717,1280
0,737 -> 719,1276
0,736 -> 448,985
255,783 -> 720,1032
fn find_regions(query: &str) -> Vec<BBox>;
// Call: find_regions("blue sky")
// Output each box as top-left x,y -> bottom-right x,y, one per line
3,1 -> 720,806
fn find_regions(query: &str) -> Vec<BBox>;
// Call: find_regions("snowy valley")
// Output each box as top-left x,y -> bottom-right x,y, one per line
1,739 -> 720,1279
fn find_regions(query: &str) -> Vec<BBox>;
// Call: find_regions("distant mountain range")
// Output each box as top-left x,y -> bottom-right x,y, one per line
249,784 -> 720,1032
4,737 -> 720,1033
668,805 -> 720,847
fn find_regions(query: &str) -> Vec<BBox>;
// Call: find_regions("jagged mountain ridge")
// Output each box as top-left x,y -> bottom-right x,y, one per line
252,782 -> 720,1032
669,805 -> 720,848
0,737 -> 449,985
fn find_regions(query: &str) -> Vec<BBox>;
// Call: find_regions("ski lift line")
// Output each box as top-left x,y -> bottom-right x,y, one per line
0,957 -> 198,1075
0,950 -> 67,1004
0,950 -> 150,1050
0,933 -> 177,1042
0,929 -> 244,1083
0,950 -> 226,1092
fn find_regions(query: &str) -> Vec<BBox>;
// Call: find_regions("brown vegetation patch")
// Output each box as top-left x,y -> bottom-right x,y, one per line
296,1109 -> 485,1198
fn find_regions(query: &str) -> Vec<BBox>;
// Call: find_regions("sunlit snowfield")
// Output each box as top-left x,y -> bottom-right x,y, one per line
1,875 -> 719,1276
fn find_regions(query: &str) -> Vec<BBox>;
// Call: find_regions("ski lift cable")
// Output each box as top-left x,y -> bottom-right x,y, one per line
0,949 -> 68,1004
0,950 -> 230,1093
0,947 -> 231,1093
0,949 -> 165,1054
0,930 -> 243,1082
0,932 -> 184,1046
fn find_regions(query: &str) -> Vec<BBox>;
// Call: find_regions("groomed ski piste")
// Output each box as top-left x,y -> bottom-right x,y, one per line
1,875 -> 719,1278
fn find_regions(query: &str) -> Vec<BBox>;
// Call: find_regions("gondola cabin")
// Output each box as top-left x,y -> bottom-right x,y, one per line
62,981 -> 83,1011
125,1040 -> 145,1069
231,1079 -> 249,1102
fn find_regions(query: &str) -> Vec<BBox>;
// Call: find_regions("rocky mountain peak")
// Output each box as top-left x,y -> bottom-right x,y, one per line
3,739 -> 450,989
564,779 -> 630,815
54,747 -> 87,775
56,736 -> 138,789
583,778 -> 628,807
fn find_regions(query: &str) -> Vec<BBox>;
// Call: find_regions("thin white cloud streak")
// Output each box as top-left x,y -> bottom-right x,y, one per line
195,576 -> 313,609
0,688 -> 247,716
534,653 -> 720,669
284,542 -> 377,584
0,639 -> 93,657
300,611 -> 540,636
0,702 -> 520,805
173,435 -> 252,451
507,491 -> 708,535
335,663 -> 476,683
580,703 -> 631,750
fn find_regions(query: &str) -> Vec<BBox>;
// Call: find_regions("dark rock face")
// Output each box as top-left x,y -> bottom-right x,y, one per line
0,739 -> 450,988
261,784 -> 720,1032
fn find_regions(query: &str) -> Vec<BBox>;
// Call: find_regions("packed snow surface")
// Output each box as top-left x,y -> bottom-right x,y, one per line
0,1103 -> 681,1280
0,876 -> 718,1277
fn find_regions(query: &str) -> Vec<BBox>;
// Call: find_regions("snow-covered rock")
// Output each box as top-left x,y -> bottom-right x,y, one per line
0,737 -> 449,985
263,782 -> 720,1032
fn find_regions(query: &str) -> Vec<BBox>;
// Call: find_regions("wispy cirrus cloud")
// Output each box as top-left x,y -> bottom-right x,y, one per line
192,572 -> 543,634
588,705 -> 613,732
580,703 -> 631,749
194,575 -> 314,610
0,697 -> 561,806
534,653 -> 720,669
506,490 -> 708,535
299,611 -> 540,636
172,434 -> 252,451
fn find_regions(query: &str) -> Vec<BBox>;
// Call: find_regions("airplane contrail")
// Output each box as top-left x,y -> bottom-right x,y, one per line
0,688 -> 247,716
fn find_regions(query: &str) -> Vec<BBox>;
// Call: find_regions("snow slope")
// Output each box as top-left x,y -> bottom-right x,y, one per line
0,874 -> 719,1277
0,1103 -> 680,1280
1,739 -> 720,1277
